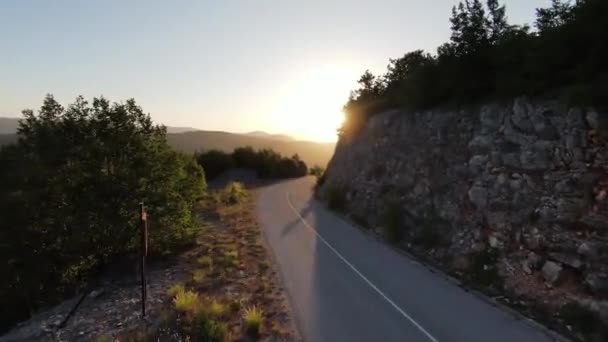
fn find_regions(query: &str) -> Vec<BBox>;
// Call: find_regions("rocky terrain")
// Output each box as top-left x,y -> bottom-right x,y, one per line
318,97 -> 608,339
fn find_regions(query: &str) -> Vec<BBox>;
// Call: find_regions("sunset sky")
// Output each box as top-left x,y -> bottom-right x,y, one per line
1,0 -> 549,142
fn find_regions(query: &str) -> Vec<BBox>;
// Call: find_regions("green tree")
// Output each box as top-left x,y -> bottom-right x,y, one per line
196,150 -> 235,180
535,0 -> 575,32
339,0 -> 606,139
486,0 -> 509,42
0,95 -> 206,331
232,146 -> 258,169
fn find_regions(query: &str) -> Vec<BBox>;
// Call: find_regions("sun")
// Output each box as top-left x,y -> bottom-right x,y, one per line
270,65 -> 357,142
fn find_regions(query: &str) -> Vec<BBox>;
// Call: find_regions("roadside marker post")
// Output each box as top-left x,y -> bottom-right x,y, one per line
139,202 -> 148,317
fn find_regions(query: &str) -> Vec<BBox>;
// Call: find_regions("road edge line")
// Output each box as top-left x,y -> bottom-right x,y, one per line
286,192 -> 439,342
318,194 -> 571,342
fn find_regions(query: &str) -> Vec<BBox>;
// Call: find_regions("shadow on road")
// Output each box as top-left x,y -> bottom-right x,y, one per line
280,201 -> 313,238
291,196 -> 395,341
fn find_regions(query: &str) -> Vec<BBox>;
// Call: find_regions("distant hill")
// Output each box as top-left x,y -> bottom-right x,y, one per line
0,117 -> 335,166
167,131 -> 335,167
165,126 -> 200,134
0,117 -> 20,134
244,131 -> 294,141
0,134 -> 16,146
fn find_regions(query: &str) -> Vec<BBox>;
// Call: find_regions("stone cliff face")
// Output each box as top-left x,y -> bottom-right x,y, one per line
320,97 -> 608,300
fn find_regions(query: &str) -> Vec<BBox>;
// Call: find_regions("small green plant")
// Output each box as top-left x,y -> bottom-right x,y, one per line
192,269 -> 206,284
229,298 -> 242,313
243,306 -> 264,337
383,201 -> 403,243
221,250 -> 239,268
93,335 -> 114,342
309,165 -> 325,178
158,309 -> 175,330
188,311 -> 227,342
167,283 -> 185,298
469,249 -> 502,289
223,181 -> 248,204
198,256 -> 213,268
560,302 -> 608,342
173,290 -> 200,313
327,184 -> 347,212
208,301 -> 227,318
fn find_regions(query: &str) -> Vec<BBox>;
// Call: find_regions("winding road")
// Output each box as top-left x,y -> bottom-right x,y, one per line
256,177 -> 561,342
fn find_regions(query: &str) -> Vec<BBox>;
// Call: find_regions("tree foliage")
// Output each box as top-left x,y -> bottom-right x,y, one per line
196,149 -> 235,180
196,146 -> 308,180
341,0 -> 608,137
0,95 -> 206,331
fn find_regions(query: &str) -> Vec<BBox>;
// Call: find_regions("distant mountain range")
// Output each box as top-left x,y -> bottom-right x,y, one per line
243,131 -> 294,141
0,117 -> 335,166
0,117 -> 20,134
167,130 -> 334,167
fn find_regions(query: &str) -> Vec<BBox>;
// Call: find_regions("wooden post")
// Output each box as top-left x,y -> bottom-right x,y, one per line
139,202 -> 148,317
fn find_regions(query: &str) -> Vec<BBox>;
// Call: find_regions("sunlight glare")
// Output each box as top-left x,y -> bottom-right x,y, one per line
270,65 -> 357,142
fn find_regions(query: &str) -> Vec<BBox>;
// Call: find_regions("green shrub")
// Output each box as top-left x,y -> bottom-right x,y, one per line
383,201 -> 403,243
192,269 -> 206,284
327,184 -> 348,212
167,283 -> 185,298
196,150 -> 235,181
188,311 -> 227,342
221,250 -> 239,268
309,165 -> 325,178
197,256 -> 213,268
560,302 -> 608,342
208,301 -> 226,318
232,147 -> 308,179
243,306 -> 263,337
173,290 -> 200,313
468,249 -> 502,289
222,182 -> 247,205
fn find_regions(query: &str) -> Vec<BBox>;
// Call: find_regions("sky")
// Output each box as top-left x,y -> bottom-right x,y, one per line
0,0 -> 549,142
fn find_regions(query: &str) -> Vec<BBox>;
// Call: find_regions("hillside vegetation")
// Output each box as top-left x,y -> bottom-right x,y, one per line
196,147 -> 308,181
341,0 -> 607,137
0,95 -> 206,332
168,130 -> 334,167
0,119 -> 335,167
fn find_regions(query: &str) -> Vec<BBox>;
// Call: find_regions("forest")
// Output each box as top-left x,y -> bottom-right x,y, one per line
196,147 -> 308,181
341,0 -> 607,136
0,96 -> 207,331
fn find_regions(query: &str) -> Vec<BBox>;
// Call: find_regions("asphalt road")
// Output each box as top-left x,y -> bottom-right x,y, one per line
256,177 -> 560,342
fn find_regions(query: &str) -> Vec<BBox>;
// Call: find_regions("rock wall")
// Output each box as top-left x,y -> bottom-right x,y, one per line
320,97 -> 608,297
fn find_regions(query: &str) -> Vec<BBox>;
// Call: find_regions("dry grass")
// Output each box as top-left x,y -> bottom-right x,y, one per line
192,269 -> 206,284
208,301 -> 227,318
243,306 -> 264,337
141,186 -> 297,341
166,283 -> 185,298
197,256 -> 213,268
173,290 -> 201,313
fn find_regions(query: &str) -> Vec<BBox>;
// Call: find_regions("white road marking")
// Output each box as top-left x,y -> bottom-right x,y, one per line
286,192 -> 439,342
